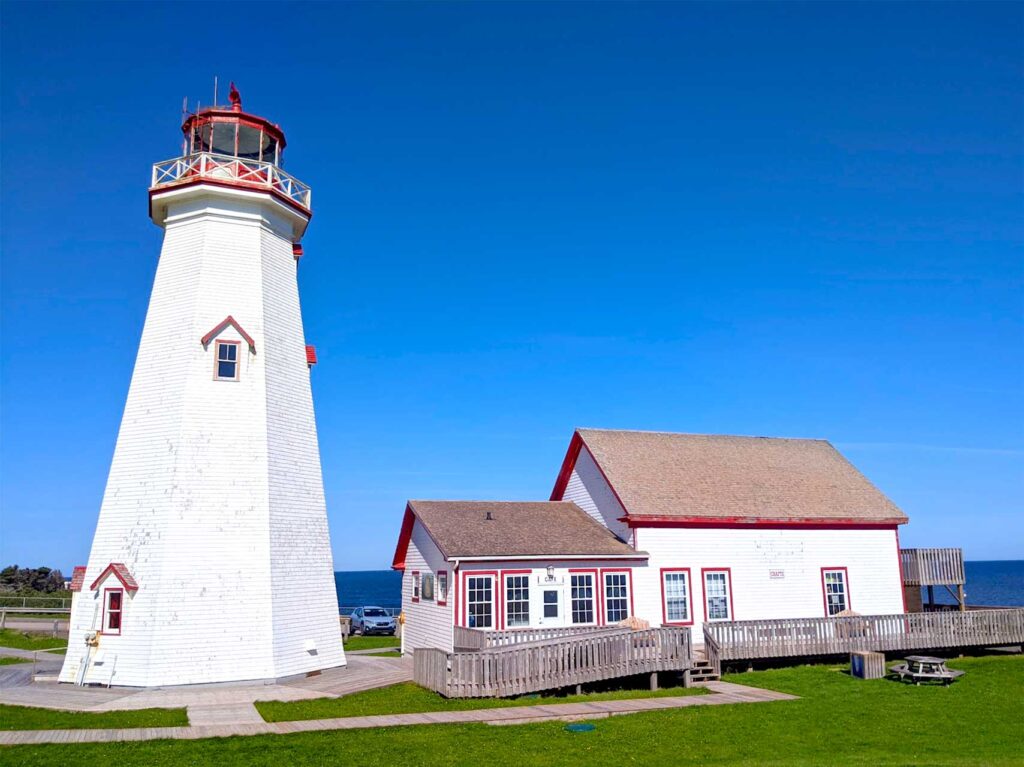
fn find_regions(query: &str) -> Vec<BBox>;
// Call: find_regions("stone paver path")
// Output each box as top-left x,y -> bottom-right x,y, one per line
0,681 -> 797,745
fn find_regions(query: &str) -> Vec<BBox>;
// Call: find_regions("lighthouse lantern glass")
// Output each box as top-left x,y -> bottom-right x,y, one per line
188,115 -> 283,166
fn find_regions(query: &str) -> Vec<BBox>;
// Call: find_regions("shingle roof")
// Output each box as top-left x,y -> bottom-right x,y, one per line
565,428 -> 908,524
405,500 -> 644,560
89,562 -> 139,592
69,566 -> 87,593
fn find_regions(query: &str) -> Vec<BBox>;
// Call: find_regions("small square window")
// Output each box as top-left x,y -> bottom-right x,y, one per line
215,341 -> 240,381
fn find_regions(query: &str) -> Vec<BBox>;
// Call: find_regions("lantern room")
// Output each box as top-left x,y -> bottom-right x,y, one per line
181,84 -> 286,166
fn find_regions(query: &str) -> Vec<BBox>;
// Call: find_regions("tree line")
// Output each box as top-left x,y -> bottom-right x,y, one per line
0,565 -> 67,593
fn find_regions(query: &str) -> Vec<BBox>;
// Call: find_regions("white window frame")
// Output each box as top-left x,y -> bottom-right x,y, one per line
702,569 -> 732,622
822,568 -> 850,616
466,574 -> 495,629
661,569 -> 692,625
602,571 -> 630,624
570,572 -> 597,625
412,571 -> 420,603
504,574 -> 531,628
214,340 -> 240,381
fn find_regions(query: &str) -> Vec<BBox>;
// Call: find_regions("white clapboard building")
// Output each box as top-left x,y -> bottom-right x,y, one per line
60,87 -> 345,687
394,428 -> 908,653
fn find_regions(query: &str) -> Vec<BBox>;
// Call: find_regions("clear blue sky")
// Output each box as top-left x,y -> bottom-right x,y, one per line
2,2 -> 1021,572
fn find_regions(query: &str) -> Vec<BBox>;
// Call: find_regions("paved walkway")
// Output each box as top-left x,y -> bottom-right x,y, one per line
0,681 -> 796,745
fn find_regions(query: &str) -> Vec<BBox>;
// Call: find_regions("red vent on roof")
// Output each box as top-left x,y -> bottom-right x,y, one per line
305,345 -> 317,366
293,244 -> 304,259
70,566 -> 87,593
89,562 -> 139,592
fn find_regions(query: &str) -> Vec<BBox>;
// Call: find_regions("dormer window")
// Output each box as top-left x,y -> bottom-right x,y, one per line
215,341 -> 240,381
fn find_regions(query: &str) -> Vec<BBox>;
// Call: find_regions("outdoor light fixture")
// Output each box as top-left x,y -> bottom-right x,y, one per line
546,565 -> 555,581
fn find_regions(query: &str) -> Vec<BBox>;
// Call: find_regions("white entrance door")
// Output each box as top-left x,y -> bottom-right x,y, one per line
540,586 -> 564,627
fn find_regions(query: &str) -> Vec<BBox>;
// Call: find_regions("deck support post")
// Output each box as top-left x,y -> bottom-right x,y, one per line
682,669 -> 692,688
649,672 -> 658,691
575,684 -> 582,695
957,584 -> 966,612
927,585 -> 934,608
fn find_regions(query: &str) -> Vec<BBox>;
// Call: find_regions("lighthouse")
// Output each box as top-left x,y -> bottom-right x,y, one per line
60,86 -> 346,686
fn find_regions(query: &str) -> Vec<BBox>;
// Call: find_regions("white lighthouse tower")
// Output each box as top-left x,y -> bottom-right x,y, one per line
60,85 -> 346,686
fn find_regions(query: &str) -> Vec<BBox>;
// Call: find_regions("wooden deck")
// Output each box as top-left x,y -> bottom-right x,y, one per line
418,626 -> 693,698
900,548 -> 965,586
704,608 -> 1024,661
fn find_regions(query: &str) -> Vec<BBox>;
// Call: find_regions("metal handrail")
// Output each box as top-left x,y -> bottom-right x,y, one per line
150,152 -> 311,209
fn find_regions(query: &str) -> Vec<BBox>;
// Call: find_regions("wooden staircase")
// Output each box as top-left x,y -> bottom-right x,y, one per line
690,658 -> 719,683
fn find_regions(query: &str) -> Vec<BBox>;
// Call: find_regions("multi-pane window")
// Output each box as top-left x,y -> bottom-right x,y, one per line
823,569 -> 849,616
467,575 -> 494,629
505,575 -> 531,627
543,590 -> 559,619
603,572 -> 630,624
437,571 -> 448,606
412,571 -> 420,602
215,341 -> 239,380
104,589 -> 123,634
570,573 -> 595,624
662,570 -> 690,623
703,570 -> 732,621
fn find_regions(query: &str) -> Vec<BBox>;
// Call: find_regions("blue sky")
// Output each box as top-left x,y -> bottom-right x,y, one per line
1,2 -> 1021,571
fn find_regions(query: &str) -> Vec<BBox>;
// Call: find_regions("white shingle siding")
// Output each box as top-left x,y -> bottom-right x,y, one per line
401,521 -> 454,653
61,188 -> 344,687
632,527 -> 905,642
561,447 -> 633,546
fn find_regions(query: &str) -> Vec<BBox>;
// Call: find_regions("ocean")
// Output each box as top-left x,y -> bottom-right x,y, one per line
334,560 -> 1024,613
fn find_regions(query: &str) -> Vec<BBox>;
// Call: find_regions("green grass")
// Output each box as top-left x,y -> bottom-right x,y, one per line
0,656 -> 31,665
343,635 -> 399,650
5,655 -> 1022,766
0,704 -> 188,731
0,629 -> 66,653
363,650 -> 401,657
257,679 -> 706,722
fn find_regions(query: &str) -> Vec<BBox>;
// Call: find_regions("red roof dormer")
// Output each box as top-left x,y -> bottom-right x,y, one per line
89,562 -> 139,592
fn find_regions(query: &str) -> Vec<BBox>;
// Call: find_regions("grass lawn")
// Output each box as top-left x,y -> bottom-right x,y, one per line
257,679 -> 706,722
343,635 -> 399,651
0,704 -> 188,731
4,655 -> 1022,765
364,650 -> 401,657
0,629 -> 66,653
0,656 -> 31,665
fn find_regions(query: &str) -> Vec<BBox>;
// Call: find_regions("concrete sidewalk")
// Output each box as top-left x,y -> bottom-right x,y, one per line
0,681 -> 797,745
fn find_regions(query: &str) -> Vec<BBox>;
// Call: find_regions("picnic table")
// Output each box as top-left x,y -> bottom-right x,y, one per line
891,655 -> 965,686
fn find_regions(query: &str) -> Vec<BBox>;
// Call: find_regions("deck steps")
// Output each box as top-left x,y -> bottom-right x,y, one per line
689,660 -> 719,683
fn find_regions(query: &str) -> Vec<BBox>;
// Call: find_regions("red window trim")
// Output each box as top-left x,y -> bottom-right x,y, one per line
437,569 -> 448,607
659,567 -> 694,626
102,587 -> 123,636
499,569 -> 533,630
461,570 -> 498,629
701,567 -> 735,623
568,568 -> 601,626
599,567 -> 634,624
820,566 -> 852,617
213,340 -> 242,381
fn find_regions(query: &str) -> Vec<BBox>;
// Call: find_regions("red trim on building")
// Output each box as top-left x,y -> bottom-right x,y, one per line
894,528 -> 908,613
101,587 -> 124,635
292,244 -> 304,259
599,567 -> 635,624
201,315 -> 256,352
305,345 -> 318,366
550,432 -> 634,523
658,567 -> 694,626
69,566 -> 87,593
437,570 -> 448,607
700,567 -> 735,622
182,107 -> 288,149
820,566 -> 851,616
391,506 -> 416,571
498,569 -> 532,630
411,571 -> 420,603
89,563 -> 138,592
149,178 -> 312,218
453,565 -> 459,625
568,567 -> 602,626
625,517 -> 903,530
460,570 -> 498,629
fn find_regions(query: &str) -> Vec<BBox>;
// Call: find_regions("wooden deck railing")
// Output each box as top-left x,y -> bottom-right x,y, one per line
705,608 -> 1024,661
453,624 -> 623,651
900,548 -> 965,586
417,626 -> 693,698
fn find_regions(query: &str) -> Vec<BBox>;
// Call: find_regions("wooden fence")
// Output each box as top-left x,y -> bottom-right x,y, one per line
417,626 -> 693,698
900,548 -> 965,586
453,624 -> 623,651
705,608 -> 1024,661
